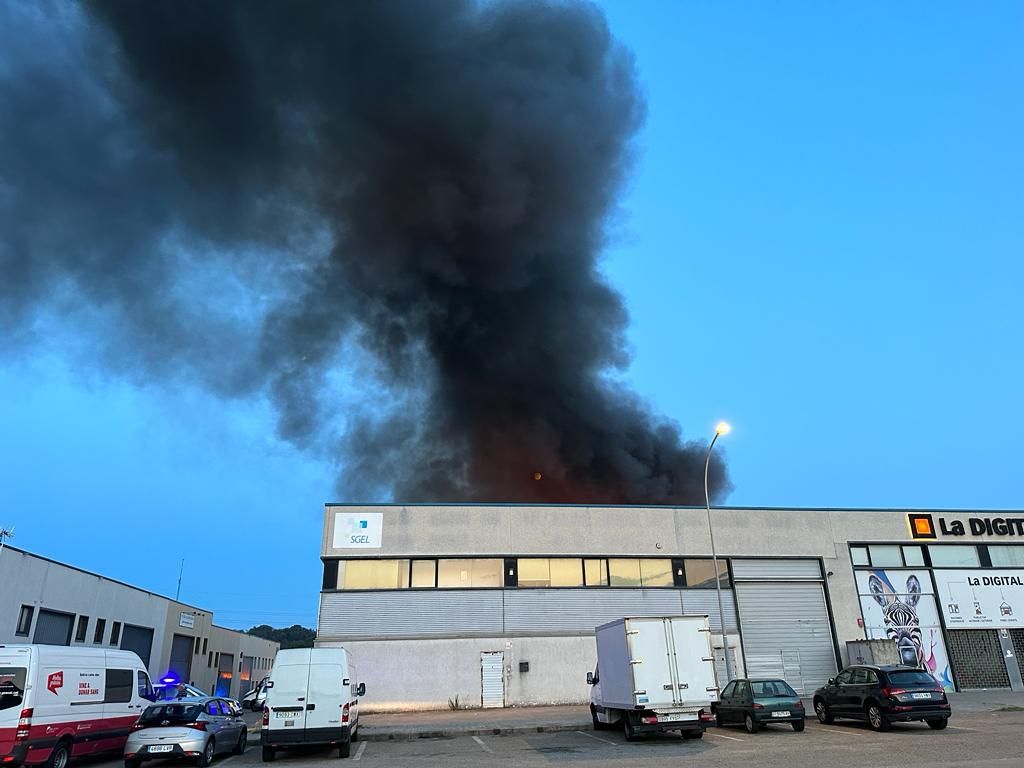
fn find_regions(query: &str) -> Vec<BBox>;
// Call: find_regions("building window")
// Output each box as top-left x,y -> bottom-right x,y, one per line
75,616 -> 90,643
850,546 -> 870,566
110,622 -> 122,646
322,560 -> 339,590
639,559 -> 674,587
203,638 -> 208,655
194,637 -> 201,655
901,546 -> 926,567
929,545 -> 980,567
868,545 -> 903,567
437,559 -> 502,588
989,546 -> 1024,567
683,559 -> 729,588
608,559 -> 642,587
410,560 -> 436,588
15,605 -> 33,636
104,669 -> 133,703
584,559 -> 608,586
516,559 -> 584,588
340,560 -> 411,590
208,652 -> 214,668
94,618 -> 107,644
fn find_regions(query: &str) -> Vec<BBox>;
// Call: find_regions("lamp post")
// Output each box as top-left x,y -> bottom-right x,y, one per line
704,421 -> 733,683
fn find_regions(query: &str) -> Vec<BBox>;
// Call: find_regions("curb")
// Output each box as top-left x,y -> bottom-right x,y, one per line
360,722 -> 591,742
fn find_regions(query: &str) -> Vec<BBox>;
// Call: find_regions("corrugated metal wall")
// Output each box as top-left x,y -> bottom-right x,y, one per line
731,559 -> 823,580
318,588 -> 737,640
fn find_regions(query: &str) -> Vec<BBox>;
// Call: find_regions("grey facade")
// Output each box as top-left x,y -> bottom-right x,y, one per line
318,504 -> 1024,712
0,545 -> 279,700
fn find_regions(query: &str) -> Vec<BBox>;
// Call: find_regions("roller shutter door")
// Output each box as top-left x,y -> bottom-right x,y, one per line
33,609 -> 73,646
947,630 -> 1010,689
120,625 -> 154,668
168,634 -> 194,683
481,652 -> 504,708
735,582 -> 837,694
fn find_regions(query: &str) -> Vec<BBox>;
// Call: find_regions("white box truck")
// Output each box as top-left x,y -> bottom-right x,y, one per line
587,616 -> 719,741
260,648 -> 364,761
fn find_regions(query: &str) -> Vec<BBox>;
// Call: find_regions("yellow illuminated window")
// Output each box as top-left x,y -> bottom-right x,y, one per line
639,559 -> 673,587
341,560 -> 410,589
518,559 -> 583,587
584,559 -> 608,586
608,559 -> 642,587
410,560 -> 436,588
437,559 -> 502,588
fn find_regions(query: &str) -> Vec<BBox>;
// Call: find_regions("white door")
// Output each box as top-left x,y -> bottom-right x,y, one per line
670,618 -> 718,707
268,662 -> 309,734
480,652 -> 504,709
626,618 -> 675,707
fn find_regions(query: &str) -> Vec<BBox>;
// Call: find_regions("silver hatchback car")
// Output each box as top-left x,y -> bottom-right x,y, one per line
125,697 -> 248,768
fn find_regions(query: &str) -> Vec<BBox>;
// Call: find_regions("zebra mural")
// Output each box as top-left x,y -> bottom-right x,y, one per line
868,571 -> 925,667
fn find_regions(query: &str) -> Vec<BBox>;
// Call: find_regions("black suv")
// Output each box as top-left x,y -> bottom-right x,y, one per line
812,665 -> 951,731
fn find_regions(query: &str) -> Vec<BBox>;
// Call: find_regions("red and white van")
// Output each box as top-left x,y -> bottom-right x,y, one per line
1,644 -> 154,768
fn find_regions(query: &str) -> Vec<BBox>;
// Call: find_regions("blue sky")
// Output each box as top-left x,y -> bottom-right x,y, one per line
1,2 -> 1021,628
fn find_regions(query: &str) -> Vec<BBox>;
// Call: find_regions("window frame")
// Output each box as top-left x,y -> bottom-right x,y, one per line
75,615 -> 90,644
15,605 -> 33,637
94,618 -> 107,644
104,669 -> 133,704
109,621 -> 122,646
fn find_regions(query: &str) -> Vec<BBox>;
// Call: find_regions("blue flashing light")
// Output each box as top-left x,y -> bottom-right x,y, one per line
161,672 -> 180,685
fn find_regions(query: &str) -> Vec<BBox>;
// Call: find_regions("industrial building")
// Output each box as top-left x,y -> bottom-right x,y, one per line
317,504 -> 1024,711
0,545 -> 278,700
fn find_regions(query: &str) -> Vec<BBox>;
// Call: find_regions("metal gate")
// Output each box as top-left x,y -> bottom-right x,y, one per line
121,625 -> 154,668
733,580 -> 837,694
481,652 -> 504,709
168,634 -> 194,683
33,609 -> 73,646
947,630 -> 1010,689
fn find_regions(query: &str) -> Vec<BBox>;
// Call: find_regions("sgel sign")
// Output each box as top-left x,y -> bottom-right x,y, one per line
333,512 -> 383,549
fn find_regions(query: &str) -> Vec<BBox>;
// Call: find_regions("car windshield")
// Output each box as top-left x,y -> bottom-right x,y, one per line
751,680 -> 797,698
887,671 -> 937,686
140,703 -> 204,725
0,668 -> 27,712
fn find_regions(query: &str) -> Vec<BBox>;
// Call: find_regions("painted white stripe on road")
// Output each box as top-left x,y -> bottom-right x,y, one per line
353,741 -> 368,761
471,735 -> 493,754
576,730 -> 620,747
805,725 -> 865,737
704,730 -> 744,741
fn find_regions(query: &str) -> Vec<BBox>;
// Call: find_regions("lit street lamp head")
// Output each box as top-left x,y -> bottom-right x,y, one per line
715,421 -> 731,436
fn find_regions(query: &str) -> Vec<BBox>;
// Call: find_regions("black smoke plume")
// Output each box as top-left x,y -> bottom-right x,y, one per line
0,0 -> 730,504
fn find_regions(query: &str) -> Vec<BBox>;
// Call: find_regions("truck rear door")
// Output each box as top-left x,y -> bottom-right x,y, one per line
625,618 -> 676,707
269,662 -> 308,736
670,618 -> 718,708
304,660 -> 345,737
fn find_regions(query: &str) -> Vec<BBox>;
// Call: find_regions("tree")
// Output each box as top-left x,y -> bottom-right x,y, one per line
247,624 -> 316,649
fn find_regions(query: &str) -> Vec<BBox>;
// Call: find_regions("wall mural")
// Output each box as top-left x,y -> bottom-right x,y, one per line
856,569 -> 954,692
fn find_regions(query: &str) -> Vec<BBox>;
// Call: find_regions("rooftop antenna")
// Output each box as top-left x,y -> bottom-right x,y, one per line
0,526 -> 14,556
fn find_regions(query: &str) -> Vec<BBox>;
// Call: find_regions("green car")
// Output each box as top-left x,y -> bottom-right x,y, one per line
713,678 -> 806,733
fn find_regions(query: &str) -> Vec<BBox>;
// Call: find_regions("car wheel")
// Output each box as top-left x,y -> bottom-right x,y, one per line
814,699 -> 834,724
46,740 -> 71,768
744,714 -> 759,734
792,719 -> 805,732
197,738 -> 216,767
261,747 -> 275,763
591,706 -> 604,731
866,704 -> 891,732
233,729 -> 247,755
927,718 -> 949,730
337,740 -> 351,759
715,711 -> 723,728
623,715 -> 639,742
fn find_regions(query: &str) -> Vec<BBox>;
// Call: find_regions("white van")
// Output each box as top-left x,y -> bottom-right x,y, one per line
260,648 -> 364,761
0,644 -> 155,768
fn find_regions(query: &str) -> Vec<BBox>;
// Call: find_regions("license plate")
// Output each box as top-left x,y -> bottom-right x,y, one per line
275,711 -> 299,718
656,713 -> 695,722
771,711 -> 790,718
912,693 -> 932,700
148,745 -> 173,753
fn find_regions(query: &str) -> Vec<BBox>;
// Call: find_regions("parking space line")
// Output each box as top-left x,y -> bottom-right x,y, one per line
471,735 -> 494,754
353,741 -> 368,761
576,729 -> 620,747
805,725 -> 865,737
705,731 -> 744,741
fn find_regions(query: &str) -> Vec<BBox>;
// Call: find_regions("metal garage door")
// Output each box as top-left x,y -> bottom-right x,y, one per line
168,634 -> 193,683
121,625 -> 154,668
481,652 -> 504,709
947,630 -> 1010,689
216,652 -> 235,697
33,609 -> 73,646
735,582 -> 837,694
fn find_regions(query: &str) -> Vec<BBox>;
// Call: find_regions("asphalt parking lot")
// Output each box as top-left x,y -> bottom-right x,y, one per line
87,707 -> 1024,768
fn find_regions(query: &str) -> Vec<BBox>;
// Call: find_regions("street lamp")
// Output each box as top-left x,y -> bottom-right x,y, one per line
704,422 -> 733,683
